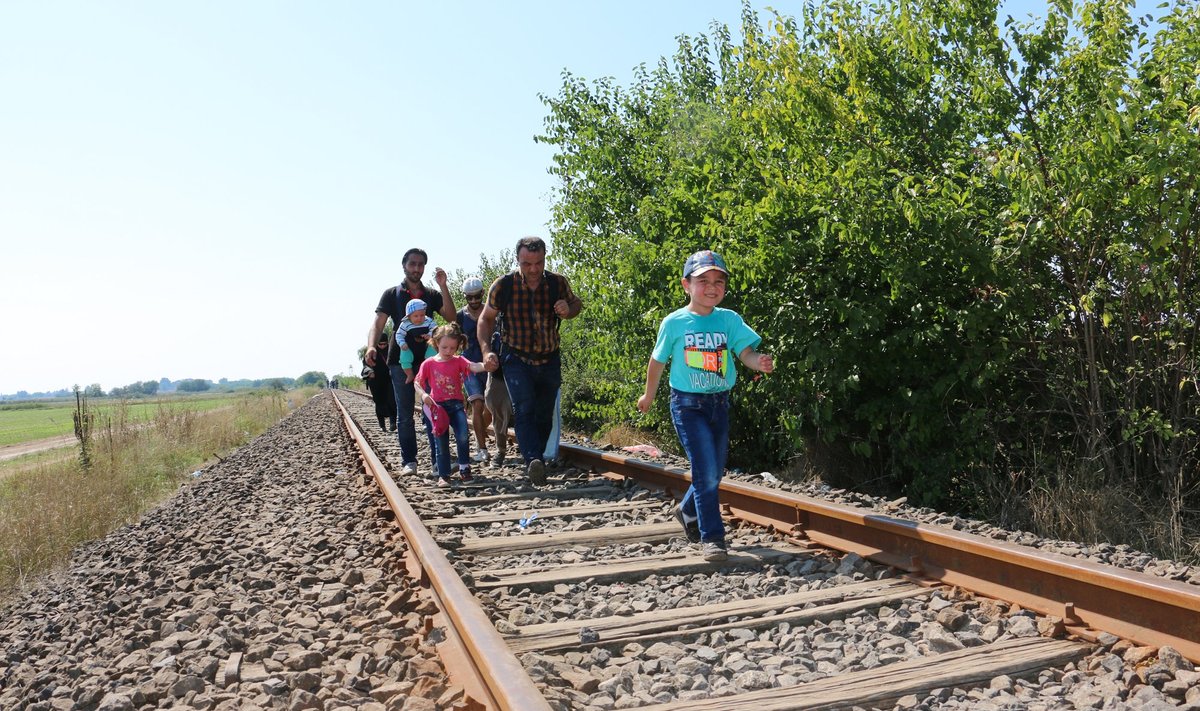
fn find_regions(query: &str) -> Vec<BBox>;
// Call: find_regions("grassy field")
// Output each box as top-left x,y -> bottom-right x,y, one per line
0,394 -> 239,448
0,387 -> 321,599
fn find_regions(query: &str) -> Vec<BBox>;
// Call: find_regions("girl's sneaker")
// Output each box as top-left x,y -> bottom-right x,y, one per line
472,448 -> 488,463
459,467 -> 474,483
436,477 -> 452,488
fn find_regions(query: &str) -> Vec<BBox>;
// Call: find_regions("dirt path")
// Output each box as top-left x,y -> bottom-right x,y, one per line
0,434 -> 75,462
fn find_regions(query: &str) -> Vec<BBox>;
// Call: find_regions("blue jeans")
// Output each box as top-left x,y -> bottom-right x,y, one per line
432,399 -> 472,479
670,388 -> 730,543
390,365 -> 438,468
502,351 -> 560,463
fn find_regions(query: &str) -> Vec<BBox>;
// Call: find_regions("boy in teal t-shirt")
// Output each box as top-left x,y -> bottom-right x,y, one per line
637,250 -> 775,561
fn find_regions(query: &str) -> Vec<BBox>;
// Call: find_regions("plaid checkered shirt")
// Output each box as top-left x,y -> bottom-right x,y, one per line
488,271 -> 580,365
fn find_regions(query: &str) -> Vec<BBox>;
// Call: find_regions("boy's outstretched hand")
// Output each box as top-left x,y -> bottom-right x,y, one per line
739,347 -> 775,374
636,393 -> 653,413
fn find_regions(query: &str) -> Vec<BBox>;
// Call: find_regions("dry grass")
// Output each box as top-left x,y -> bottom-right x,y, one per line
973,467 -> 1200,564
599,423 -> 665,449
0,388 -> 318,600
1026,478 -> 1200,562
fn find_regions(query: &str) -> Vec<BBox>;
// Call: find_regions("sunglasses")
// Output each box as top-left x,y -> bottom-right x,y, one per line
465,293 -> 484,301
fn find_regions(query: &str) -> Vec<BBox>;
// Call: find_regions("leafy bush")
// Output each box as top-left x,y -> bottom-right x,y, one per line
541,0 -> 1200,550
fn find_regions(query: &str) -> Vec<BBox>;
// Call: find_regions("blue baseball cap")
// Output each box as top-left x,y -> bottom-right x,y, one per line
683,250 -> 729,278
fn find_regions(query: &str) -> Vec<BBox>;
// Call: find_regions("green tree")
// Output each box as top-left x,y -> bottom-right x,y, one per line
176,379 -> 211,393
295,371 -> 328,387
445,249 -> 517,310
540,0 -> 1200,551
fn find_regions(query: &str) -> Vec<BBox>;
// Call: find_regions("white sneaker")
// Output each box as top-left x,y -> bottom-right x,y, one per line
473,448 -> 489,463
400,463 -> 417,476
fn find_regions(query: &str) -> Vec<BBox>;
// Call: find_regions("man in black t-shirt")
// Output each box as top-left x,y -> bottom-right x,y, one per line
366,248 -> 456,474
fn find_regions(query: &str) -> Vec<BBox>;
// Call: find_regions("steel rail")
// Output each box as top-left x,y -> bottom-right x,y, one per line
570,444 -> 1200,661
331,391 -> 550,711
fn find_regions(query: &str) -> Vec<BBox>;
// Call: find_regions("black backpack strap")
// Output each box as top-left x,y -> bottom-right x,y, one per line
548,271 -> 561,307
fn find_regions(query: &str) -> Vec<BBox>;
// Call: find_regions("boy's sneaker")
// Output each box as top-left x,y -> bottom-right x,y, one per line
436,477 -> 452,488
701,541 -> 728,562
400,463 -> 417,476
525,459 -> 547,486
673,507 -> 701,543
459,467 -> 474,483
473,448 -> 488,463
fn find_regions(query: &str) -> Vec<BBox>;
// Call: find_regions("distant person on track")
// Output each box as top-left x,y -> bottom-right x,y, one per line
414,324 -> 491,487
397,299 -> 436,383
477,236 -> 583,485
366,247 -> 456,477
636,250 -> 775,562
456,276 -> 493,463
361,334 -> 396,431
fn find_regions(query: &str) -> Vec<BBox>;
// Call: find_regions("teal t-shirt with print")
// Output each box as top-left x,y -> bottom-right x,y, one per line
651,306 -> 761,393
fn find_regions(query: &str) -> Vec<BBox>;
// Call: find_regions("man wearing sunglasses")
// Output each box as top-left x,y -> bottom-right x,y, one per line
456,276 -> 494,463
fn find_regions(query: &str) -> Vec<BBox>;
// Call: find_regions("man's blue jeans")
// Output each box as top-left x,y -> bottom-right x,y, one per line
433,399 -> 472,479
669,388 -> 730,543
390,365 -> 437,468
501,351 -> 560,463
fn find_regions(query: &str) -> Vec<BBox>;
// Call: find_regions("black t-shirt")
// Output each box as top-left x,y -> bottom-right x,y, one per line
376,284 -> 444,368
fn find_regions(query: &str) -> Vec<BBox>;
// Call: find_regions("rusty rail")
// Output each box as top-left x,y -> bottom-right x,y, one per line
331,391 -> 549,711
572,445 -> 1200,661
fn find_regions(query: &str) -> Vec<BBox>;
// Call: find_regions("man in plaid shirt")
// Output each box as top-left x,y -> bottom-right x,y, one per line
478,236 -> 583,485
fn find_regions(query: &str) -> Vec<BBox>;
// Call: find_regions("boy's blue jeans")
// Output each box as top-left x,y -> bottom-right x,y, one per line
433,399 -> 472,479
669,388 -> 730,543
502,351 -> 561,463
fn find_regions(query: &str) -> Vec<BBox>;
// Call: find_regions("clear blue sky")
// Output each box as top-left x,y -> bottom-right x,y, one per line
1,0 -> 1061,395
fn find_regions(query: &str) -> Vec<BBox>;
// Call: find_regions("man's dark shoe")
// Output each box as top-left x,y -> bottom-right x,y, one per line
673,507 -> 700,543
526,459 -> 547,486
702,540 -> 728,562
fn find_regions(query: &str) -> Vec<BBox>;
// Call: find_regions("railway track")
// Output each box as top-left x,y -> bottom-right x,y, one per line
331,389 -> 1200,710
